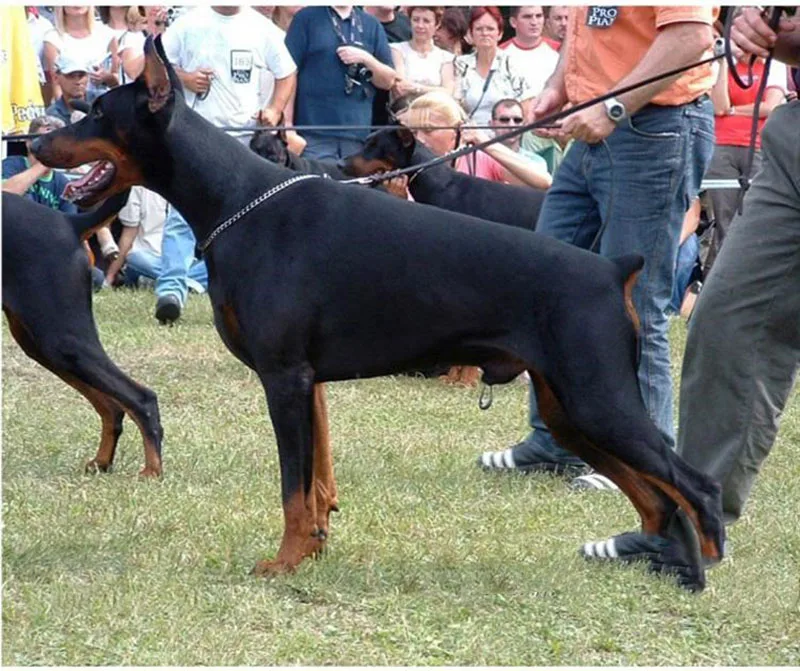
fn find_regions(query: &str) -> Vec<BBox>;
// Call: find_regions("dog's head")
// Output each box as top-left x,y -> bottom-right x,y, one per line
249,128 -> 291,167
341,126 -> 416,177
31,35 -> 182,207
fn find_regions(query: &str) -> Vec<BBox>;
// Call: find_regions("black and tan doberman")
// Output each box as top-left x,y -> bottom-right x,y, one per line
2,192 -> 163,476
31,36 -> 724,590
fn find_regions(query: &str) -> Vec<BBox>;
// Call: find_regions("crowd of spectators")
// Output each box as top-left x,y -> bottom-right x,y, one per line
4,5 -> 796,310
3,6 -> 796,305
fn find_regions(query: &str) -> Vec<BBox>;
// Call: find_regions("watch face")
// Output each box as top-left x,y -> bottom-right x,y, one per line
609,103 -> 624,120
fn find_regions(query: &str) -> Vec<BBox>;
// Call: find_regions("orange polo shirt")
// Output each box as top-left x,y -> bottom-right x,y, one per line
565,6 -> 717,107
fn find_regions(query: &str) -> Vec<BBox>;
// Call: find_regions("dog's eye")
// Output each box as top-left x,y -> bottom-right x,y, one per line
92,106 -> 104,120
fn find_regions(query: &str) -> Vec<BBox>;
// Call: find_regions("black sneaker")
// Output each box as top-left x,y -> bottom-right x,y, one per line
155,294 -> 181,325
580,509 -> 715,592
477,434 -> 590,476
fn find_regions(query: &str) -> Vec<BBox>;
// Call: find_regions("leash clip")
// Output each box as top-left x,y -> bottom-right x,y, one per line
478,382 -> 493,411
735,174 -> 752,215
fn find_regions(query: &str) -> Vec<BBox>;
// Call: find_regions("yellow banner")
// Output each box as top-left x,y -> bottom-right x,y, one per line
1,5 -> 46,135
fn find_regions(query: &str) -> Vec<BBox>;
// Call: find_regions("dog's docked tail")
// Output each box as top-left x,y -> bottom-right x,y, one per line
66,189 -> 131,241
612,254 -> 645,333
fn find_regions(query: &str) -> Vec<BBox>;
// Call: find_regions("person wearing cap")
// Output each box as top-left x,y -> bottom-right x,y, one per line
2,115 -> 76,214
44,54 -> 96,125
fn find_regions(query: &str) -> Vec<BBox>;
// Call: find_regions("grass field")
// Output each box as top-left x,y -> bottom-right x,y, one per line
3,288 -> 799,666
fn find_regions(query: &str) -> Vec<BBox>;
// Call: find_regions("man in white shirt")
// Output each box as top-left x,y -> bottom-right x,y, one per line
154,5 -> 298,324
499,6 -> 559,98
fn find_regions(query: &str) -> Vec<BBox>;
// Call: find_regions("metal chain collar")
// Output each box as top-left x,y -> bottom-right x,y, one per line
198,173 -> 322,254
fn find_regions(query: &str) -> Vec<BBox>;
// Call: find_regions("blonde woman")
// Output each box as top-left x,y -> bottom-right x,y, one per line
43,6 -> 119,104
391,7 -> 455,99
404,91 -> 550,190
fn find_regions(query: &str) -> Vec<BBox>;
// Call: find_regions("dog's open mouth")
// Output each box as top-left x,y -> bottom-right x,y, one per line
63,160 -> 117,205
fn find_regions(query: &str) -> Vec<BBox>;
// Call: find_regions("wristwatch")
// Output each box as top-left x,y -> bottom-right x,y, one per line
603,97 -> 628,124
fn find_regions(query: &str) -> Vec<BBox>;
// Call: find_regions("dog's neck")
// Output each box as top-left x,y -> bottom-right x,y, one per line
407,143 -> 456,194
146,106 -> 290,244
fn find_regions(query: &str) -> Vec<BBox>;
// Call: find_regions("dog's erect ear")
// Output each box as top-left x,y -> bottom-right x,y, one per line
143,35 -> 172,112
397,126 -> 416,149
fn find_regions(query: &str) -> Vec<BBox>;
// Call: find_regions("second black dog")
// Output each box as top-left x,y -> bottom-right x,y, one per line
249,129 -> 350,180
343,126 -> 546,230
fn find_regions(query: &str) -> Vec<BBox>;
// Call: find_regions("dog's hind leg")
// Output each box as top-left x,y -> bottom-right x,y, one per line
253,363 -> 326,576
529,369 -> 723,590
311,383 -> 338,547
4,308 -> 163,477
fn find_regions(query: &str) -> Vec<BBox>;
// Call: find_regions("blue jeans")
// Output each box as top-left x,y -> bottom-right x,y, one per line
155,206 -> 208,306
669,232 -> 700,315
302,134 -> 365,161
519,98 -> 715,464
125,247 -> 207,293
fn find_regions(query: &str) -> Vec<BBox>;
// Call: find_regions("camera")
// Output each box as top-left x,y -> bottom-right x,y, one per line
344,63 -> 373,95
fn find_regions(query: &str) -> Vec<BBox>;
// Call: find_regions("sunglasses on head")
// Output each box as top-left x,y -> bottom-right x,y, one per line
495,115 -> 524,124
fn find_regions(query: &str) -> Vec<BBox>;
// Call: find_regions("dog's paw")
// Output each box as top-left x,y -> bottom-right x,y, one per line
85,458 -> 112,474
251,559 -> 297,577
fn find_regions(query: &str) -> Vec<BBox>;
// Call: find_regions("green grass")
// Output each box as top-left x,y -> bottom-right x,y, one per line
3,289 -> 799,665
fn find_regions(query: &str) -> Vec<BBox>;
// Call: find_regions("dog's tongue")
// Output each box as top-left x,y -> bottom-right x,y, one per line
62,161 -> 112,201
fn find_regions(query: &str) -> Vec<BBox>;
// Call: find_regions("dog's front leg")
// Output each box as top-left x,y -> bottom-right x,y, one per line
253,364 -> 325,576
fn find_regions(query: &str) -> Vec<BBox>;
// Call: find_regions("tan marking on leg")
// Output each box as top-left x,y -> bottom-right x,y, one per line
641,474 -> 720,561
253,488 -> 323,576
440,366 -> 481,387
312,383 -> 338,539
623,270 -> 642,333
530,369 -> 666,535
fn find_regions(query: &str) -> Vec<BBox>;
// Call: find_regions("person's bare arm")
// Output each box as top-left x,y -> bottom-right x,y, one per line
487,143 -> 552,189
105,225 -> 137,284
461,128 -> 552,189
43,41 -> 61,103
337,46 -> 397,91
280,88 -> 306,155
562,20 -> 714,143
2,162 -> 49,195
259,72 -> 296,126
174,66 -> 212,94
727,87 -> 787,117
613,21 -> 714,115
710,59 -> 731,115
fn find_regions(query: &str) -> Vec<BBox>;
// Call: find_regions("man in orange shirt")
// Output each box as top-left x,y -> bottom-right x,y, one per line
479,9 -> 716,492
